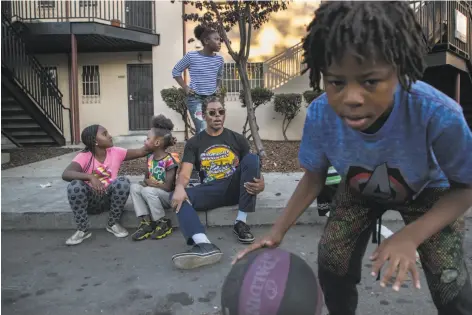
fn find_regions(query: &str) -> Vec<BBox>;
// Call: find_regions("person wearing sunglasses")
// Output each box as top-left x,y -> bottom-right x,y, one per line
169,96 -> 265,270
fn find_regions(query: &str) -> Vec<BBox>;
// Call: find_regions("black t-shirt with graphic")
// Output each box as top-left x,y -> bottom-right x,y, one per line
182,128 -> 250,183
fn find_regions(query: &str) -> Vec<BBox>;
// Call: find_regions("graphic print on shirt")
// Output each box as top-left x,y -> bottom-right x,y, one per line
92,165 -> 112,187
346,163 -> 415,204
147,154 -> 176,183
200,145 -> 239,183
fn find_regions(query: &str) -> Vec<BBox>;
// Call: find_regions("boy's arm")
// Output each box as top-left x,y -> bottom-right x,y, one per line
272,169 -> 327,234
175,141 -> 196,190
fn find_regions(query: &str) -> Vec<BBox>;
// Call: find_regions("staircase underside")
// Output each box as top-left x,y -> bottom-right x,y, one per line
1,71 -> 65,147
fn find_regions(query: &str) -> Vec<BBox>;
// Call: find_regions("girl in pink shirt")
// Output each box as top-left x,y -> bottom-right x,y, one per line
62,124 -> 154,245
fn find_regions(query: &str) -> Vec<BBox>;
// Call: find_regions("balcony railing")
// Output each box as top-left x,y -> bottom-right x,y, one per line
6,0 -> 156,34
411,1 -> 470,59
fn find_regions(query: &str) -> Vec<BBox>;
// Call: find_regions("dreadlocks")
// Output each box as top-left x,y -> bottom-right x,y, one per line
302,1 -> 427,91
80,124 -> 100,172
151,115 -> 175,149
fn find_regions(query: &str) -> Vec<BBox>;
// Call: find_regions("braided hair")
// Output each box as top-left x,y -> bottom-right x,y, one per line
151,115 -> 175,149
80,124 -> 100,173
302,1 -> 427,91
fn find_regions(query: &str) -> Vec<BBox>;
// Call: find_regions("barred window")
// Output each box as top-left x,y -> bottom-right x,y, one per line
222,62 -> 264,95
38,1 -> 55,8
79,1 -> 97,7
82,65 -> 100,103
41,66 -> 58,97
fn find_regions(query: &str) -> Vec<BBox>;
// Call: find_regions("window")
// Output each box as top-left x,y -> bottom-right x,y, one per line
82,65 -> 100,103
222,62 -> 264,96
38,1 -> 55,8
79,1 -> 97,7
41,66 -> 58,97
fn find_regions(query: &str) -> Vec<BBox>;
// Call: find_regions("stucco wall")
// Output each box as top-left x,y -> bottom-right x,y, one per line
36,52 -> 153,142
22,0 -> 320,145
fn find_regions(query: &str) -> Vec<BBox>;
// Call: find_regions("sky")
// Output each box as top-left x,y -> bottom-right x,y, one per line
184,1 -> 321,62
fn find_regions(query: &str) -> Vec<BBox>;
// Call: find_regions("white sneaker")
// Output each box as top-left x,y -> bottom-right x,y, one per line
66,230 -> 92,245
106,223 -> 129,238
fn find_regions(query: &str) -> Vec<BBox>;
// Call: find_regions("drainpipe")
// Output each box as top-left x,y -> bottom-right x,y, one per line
71,33 -> 80,144
455,71 -> 461,104
182,1 -> 187,84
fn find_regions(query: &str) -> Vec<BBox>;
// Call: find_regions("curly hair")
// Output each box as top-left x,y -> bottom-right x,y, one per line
202,96 -> 223,114
194,25 -> 218,45
151,115 -> 174,148
301,1 -> 427,91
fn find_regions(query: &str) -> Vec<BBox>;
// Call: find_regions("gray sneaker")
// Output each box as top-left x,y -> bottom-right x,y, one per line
106,223 -> 129,238
66,230 -> 92,245
172,243 -> 223,270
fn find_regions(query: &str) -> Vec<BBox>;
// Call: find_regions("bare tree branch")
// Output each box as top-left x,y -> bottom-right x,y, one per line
244,2 -> 252,59
209,1 -> 238,60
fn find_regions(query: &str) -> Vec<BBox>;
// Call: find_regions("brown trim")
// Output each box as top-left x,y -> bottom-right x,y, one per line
71,33 -> 80,144
182,1 -> 188,84
455,71 -> 461,103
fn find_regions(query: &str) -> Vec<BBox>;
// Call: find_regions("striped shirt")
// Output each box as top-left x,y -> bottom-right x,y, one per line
172,51 -> 224,96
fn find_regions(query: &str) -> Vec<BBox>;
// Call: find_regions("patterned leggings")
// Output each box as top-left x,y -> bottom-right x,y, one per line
318,186 -> 472,315
67,177 -> 131,231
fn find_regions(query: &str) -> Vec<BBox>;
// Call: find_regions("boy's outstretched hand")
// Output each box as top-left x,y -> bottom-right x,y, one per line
370,231 -> 421,291
232,229 -> 284,265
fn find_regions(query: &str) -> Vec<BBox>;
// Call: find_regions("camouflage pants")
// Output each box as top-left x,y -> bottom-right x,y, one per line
318,186 -> 472,315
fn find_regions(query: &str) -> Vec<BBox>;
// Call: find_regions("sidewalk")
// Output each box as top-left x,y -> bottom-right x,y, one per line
2,153 -> 471,230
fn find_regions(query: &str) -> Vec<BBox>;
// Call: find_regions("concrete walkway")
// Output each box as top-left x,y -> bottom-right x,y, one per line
2,152 -> 471,230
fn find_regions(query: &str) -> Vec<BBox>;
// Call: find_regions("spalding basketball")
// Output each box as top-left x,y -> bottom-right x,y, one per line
221,248 -> 323,315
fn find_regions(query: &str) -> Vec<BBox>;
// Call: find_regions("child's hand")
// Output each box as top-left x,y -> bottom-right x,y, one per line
370,231 -> 421,291
89,176 -> 105,195
144,178 -> 160,187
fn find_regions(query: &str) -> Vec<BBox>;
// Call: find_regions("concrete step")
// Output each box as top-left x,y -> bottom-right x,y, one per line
2,175 -> 471,231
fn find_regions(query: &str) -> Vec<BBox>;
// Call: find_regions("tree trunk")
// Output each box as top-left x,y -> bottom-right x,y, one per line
238,60 -> 265,157
282,116 -> 288,141
183,110 -> 189,140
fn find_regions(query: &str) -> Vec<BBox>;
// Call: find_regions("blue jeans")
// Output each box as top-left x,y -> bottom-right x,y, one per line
171,153 -> 260,245
187,95 -> 207,133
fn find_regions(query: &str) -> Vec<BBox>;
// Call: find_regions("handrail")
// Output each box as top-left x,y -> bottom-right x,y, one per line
263,41 -> 304,90
2,13 -> 65,133
7,0 -> 156,34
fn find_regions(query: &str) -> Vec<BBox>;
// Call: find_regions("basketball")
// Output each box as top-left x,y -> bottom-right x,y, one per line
221,248 -> 323,315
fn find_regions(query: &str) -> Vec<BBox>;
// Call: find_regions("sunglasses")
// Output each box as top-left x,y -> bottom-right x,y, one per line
207,109 -> 226,117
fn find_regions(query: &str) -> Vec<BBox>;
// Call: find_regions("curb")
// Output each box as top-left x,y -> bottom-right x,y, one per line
4,203 -> 470,231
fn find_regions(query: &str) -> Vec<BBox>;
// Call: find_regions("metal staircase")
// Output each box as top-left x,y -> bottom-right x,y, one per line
1,13 -> 68,147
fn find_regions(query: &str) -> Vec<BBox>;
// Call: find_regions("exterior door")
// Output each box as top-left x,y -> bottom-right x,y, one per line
127,64 -> 154,131
125,1 -> 153,33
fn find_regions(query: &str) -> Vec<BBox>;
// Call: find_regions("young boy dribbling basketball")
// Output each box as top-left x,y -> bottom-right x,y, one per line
235,2 -> 472,315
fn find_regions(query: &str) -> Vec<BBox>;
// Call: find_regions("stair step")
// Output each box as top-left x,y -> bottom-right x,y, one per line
2,122 -> 41,129
9,130 -> 48,137
1,106 -> 24,113
17,137 -> 55,144
2,114 -> 33,120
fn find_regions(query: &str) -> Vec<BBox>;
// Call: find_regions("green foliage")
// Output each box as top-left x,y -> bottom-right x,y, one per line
274,93 -> 302,140
160,87 -> 187,117
239,87 -> 274,139
160,87 -> 194,138
239,87 -> 274,108
274,93 -> 302,120
302,89 -> 325,105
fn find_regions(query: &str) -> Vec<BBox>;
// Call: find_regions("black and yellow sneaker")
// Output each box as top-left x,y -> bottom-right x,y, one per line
150,218 -> 173,239
131,220 -> 154,241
